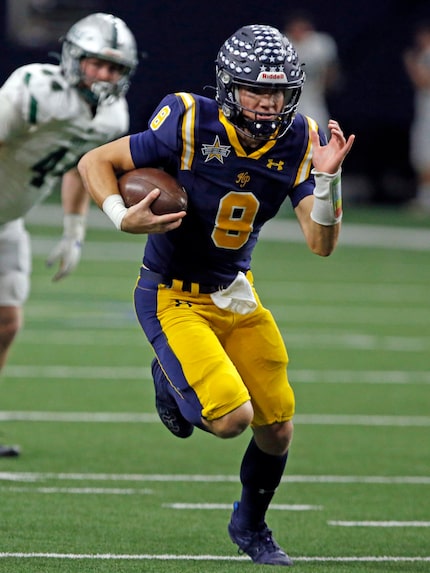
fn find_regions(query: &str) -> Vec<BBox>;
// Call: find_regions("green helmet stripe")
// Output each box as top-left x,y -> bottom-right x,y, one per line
24,73 -> 38,124
110,16 -> 118,49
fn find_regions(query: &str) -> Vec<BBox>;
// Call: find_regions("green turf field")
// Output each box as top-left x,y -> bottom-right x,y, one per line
1,208 -> 429,572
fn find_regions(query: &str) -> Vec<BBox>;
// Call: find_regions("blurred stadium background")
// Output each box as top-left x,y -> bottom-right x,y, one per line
3,0 -> 430,208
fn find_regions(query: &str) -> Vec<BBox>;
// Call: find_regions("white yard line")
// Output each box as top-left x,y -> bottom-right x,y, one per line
3,365 -> 430,384
1,472 -> 430,485
0,552 -> 429,563
3,365 -> 149,379
27,204 -> 430,251
0,486 -> 152,495
162,503 -> 322,511
8,331 -> 430,350
261,220 -> 430,250
1,411 -> 430,426
329,521 -> 430,527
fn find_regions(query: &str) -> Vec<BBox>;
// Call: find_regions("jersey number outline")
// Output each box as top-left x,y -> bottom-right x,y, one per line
30,147 -> 69,188
150,105 -> 171,131
211,191 -> 260,250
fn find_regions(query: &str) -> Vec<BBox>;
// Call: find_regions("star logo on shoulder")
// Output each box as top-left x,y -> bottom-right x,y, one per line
201,135 -> 231,164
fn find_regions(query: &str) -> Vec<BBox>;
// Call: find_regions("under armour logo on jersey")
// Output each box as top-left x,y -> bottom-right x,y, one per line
266,159 -> 285,171
202,135 -> 231,163
175,299 -> 192,307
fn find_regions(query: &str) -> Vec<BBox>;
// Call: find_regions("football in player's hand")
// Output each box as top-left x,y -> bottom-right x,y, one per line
118,168 -> 188,215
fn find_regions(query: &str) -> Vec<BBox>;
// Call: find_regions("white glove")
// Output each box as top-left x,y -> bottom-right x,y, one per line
46,214 -> 86,281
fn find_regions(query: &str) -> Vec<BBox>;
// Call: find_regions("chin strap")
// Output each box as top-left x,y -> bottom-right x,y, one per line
77,85 -> 100,107
237,115 -> 281,140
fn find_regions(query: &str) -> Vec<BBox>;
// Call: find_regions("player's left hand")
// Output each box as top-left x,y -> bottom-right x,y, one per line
311,120 -> 355,174
46,214 -> 86,281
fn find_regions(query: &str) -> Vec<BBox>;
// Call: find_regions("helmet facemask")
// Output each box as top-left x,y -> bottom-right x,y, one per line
216,25 -> 305,140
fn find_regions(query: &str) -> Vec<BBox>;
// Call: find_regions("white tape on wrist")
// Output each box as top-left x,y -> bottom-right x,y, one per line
310,168 -> 343,226
102,194 -> 127,230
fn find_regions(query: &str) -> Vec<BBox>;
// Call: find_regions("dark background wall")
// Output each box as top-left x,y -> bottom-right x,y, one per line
2,0 -> 430,204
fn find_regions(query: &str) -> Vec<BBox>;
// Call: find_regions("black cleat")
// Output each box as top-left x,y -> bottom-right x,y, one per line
228,501 -> 293,566
0,444 -> 21,457
151,358 -> 194,438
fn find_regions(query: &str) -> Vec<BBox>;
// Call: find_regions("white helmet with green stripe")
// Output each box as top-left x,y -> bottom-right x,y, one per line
60,12 -> 138,101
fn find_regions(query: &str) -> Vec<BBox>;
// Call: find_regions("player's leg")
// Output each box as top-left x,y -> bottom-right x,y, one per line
0,306 -> 22,371
134,277 -> 252,438
232,421 -> 293,531
151,356 -> 194,438
151,354 -> 253,438
224,301 -> 295,565
228,434 -> 293,565
0,219 -> 31,457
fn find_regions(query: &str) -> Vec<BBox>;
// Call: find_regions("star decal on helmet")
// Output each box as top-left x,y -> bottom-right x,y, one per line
201,135 -> 231,164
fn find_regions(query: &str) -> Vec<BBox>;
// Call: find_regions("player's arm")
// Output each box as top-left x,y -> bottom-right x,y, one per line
0,91 -> 25,140
78,136 -> 185,234
46,168 -> 89,281
294,195 -> 340,256
294,120 -> 355,256
78,135 -> 134,206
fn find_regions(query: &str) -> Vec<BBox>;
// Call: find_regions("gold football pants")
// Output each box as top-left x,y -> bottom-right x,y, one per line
134,270 -> 295,427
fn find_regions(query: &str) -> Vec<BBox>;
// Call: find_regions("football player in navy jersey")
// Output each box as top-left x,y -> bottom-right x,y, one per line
79,24 -> 354,566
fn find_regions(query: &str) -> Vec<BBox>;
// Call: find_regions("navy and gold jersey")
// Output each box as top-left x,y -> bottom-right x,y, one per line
130,92 -> 325,285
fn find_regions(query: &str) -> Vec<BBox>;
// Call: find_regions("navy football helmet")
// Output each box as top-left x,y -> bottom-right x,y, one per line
216,24 -> 305,140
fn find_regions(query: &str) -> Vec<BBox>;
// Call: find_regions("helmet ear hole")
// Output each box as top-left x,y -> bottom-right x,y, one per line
219,70 -> 232,86
215,24 -> 305,140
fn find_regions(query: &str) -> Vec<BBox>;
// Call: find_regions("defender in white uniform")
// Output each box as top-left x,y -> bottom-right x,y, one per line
0,12 -> 138,456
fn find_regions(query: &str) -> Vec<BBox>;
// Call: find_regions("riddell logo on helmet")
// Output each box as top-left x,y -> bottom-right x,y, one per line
257,72 -> 287,82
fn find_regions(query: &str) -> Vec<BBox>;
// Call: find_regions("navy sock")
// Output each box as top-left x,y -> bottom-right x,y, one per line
236,437 -> 289,530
